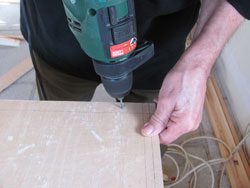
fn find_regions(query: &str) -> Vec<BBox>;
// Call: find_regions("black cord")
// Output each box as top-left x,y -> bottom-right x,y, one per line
21,0 -> 48,100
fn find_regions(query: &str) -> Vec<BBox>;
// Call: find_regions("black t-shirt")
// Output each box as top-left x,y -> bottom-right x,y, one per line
227,0 -> 250,19
20,0 -> 250,90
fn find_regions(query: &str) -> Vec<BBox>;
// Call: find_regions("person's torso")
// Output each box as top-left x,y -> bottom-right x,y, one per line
21,0 -> 199,89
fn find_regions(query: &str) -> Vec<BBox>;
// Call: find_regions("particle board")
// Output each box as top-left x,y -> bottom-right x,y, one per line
0,100 -> 163,188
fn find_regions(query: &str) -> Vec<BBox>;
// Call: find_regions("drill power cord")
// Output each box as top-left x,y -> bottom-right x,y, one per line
163,123 -> 250,188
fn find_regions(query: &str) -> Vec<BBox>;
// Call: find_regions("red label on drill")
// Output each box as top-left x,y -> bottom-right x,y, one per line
110,38 -> 137,58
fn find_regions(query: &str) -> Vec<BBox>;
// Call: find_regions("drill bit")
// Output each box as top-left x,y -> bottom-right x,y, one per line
118,98 -> 124,109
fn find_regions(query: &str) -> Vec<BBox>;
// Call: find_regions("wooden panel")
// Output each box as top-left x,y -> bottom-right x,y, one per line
0,100 -> 163,188
205,75 -> 250,188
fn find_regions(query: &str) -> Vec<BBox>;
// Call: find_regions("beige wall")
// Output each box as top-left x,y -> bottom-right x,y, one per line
213,20 -> 250,154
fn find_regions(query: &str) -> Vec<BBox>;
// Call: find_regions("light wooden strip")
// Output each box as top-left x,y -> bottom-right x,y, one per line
205,75 -> 250,188
0,38 -> 20,47
0,57 -> 33,92
0,35 -> 24,41
210,75 -> 250,179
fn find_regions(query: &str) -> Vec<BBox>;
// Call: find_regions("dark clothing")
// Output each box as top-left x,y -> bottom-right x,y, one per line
20,0 -> 250,91
227,0 -> 250,19
21,0 -> 200,90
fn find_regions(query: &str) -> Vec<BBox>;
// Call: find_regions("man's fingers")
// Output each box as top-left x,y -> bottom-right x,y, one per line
141,103 -> 174,137
158,121 -> 183,145
159,120 -> 196,145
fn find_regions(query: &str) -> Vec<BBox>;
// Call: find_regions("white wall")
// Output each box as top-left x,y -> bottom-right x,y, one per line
213,20 -> 250,155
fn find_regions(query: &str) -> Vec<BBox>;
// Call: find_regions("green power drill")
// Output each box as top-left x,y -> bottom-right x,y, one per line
62,0 -> 154,108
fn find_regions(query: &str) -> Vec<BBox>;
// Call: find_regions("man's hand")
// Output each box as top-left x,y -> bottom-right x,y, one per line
141,54 -> 207,145
141,0 -> 244,144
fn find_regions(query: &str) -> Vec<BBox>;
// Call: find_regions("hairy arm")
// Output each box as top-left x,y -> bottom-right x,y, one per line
141,0 -> 245,144
190,0 -> 245,75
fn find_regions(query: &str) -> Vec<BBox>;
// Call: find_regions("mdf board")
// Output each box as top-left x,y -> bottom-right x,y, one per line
0,100 -> 163,188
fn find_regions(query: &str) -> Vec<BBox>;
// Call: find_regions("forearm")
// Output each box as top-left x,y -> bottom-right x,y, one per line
194,0 -> 221,38
177,0 -> 244,76
143,0 -> 246,145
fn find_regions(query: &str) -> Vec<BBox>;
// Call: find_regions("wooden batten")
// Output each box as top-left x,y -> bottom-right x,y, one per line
205,74 -> 250,188
0,57 -> 33,92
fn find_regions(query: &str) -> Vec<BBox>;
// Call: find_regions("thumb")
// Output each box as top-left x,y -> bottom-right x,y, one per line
159,121 -> 184,145
141,102 -> 174,137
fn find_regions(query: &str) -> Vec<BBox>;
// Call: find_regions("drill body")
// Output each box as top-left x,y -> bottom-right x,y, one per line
62,0 -> 154,100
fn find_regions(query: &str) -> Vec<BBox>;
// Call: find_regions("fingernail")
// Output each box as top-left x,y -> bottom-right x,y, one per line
142,124 -> 154,136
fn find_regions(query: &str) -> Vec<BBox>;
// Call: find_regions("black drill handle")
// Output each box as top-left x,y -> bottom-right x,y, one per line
93,41 -> 154,78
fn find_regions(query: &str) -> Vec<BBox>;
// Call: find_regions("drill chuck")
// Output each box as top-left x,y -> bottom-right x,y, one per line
100,72 -> 132,99
93,42 -> 154,99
